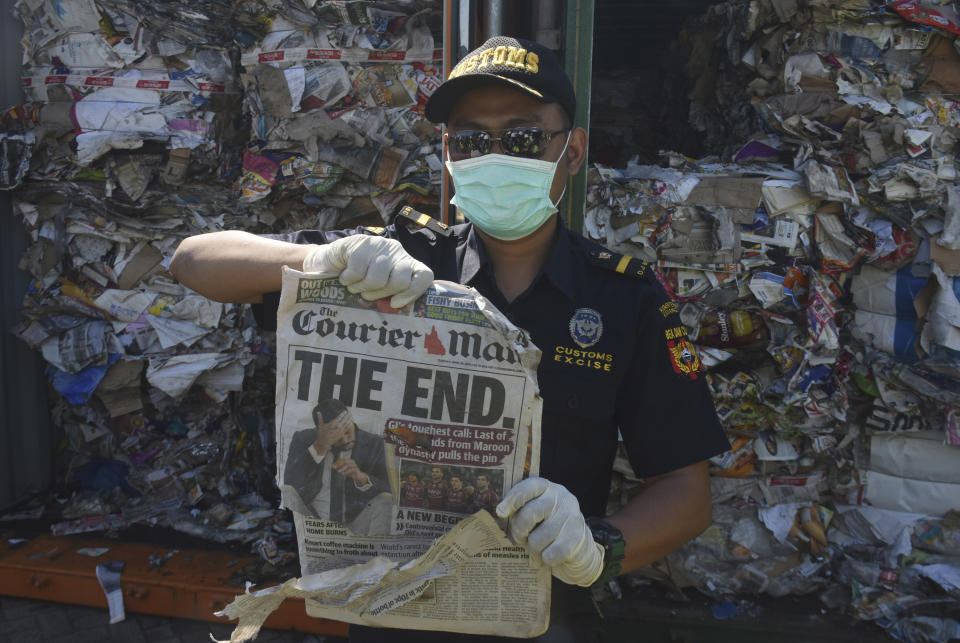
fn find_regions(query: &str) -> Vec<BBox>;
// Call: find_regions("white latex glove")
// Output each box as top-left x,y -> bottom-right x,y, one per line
496,477 -> 605,587
302,235 -> 433,308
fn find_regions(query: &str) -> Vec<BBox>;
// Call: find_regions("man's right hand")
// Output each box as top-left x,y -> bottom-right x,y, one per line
302,236 -> 433,308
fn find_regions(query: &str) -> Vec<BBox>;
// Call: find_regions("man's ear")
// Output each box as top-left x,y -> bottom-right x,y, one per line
565,126 -> 588,176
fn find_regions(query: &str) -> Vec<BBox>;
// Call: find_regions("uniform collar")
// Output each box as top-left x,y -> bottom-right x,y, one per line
459,224 -> 486,285
458,220 -> 577,301
540,224 -> 577,301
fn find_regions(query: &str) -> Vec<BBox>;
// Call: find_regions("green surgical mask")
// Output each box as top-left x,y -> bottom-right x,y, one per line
445,134 -> 570,241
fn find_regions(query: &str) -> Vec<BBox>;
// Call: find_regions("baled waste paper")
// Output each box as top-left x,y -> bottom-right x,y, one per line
586,2 -> 960,641
2,0 -> 443,581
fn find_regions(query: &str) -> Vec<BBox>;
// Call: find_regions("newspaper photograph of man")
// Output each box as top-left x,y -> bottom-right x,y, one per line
281,398 -> 393,535
424,465 -> 449,510
468,472 -> 500,514
444,474 -> 472,513
400,470 -> 427,508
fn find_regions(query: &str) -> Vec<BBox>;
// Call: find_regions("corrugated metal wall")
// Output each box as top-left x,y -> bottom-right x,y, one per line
0,0 -> 53,510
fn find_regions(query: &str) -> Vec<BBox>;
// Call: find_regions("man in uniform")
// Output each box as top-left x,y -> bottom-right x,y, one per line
468,474 -> 499,515
171,36 -> 729,642
444,474 -> 474,513
423,466 -> 449,511
400,471 -> 427,509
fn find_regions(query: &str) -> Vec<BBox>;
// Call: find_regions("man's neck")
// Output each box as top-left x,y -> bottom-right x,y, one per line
478,215 -> 558,303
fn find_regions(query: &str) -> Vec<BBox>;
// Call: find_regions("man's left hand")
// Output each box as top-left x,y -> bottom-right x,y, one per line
496,477 -> 604,587
332,457 -> 369,487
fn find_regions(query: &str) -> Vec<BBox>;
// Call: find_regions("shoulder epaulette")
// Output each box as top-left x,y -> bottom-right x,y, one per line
397,206 -> 451,237
585,249 -> 651,279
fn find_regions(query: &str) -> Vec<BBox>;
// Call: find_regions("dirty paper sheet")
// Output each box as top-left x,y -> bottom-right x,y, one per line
216,511 -> 548,641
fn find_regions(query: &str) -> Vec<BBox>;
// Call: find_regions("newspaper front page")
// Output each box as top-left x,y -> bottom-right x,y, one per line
217,268 -> 549,640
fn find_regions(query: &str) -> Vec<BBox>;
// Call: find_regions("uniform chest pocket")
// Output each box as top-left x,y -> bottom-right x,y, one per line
539,360 -> 619,424
537,363 -> 621,495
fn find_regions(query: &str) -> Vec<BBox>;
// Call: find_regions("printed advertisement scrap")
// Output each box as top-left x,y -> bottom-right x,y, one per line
216,268 -> 549,639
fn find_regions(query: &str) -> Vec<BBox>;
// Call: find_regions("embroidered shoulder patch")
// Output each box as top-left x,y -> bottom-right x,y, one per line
397,205 -> 451,237
666,336 -> 704,380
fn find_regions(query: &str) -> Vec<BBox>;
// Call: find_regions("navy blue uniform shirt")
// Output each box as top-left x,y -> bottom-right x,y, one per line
256,217 -> 730,518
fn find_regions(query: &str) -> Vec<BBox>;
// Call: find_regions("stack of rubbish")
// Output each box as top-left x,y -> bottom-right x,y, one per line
2,0 -> 302,566
8,0 -> 244,189
233,0 -> 445,226
2,0 -> 445,571
588,1 -> 960,641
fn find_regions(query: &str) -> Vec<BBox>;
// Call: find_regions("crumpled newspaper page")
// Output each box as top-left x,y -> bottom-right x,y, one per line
215,510 -> 549,641
215,268 -> 550,640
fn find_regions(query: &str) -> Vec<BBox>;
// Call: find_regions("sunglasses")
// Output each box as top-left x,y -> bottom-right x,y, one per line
447,127 -> 570,161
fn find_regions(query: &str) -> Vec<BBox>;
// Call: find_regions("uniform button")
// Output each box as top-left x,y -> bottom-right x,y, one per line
568,395 -> 579,409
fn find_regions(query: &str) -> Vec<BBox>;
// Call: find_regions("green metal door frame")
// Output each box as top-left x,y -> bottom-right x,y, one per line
563,0 -> 594,235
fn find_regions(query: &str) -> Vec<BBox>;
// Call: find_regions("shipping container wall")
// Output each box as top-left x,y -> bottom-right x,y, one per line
0,0 -> 53,509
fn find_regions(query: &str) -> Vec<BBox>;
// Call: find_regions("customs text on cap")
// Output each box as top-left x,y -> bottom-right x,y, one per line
425,36 -> 576,124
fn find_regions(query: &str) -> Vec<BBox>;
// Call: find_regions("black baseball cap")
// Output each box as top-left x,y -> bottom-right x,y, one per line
425,36 -> 576,124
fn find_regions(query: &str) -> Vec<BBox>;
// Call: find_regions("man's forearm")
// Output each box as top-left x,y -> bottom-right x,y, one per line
170,230 -> 312,303
606,460 -> 713,574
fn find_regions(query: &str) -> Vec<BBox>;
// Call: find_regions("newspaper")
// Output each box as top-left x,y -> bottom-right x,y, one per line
216,268 -> 550,640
